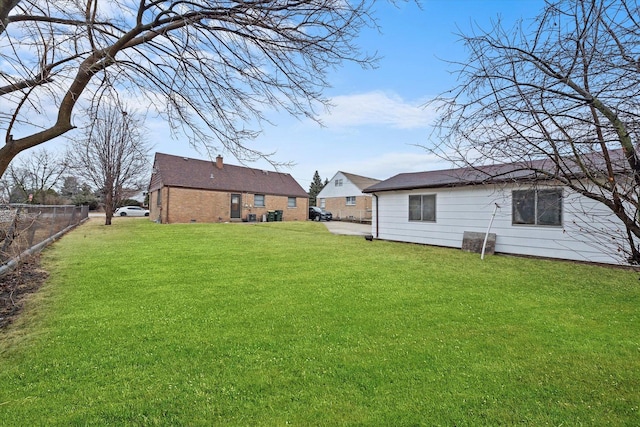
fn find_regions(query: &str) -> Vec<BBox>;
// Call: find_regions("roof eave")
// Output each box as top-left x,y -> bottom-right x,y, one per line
153,183 -> 307,198
363,176 -> 551,193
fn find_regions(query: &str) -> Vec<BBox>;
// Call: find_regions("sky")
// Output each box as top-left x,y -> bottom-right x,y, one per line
149,0 -> 548,189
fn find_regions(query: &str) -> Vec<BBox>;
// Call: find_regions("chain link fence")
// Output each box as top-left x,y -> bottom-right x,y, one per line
0,204 -> 89,271
330,209 -> 373,223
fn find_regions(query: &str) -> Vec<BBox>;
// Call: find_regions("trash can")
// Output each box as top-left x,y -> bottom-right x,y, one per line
267,210 -> 275,222
275,210 -> 283,222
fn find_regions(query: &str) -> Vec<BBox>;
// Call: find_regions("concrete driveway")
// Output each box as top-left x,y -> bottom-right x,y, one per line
323,221 -> 371,236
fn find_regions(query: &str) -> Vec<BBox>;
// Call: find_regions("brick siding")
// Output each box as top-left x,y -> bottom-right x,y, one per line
149,186 -> 308,223
322,195 -> 372,220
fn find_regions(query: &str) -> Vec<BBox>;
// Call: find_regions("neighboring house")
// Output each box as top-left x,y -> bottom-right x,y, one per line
363,153 -> 630,265
148,153 -> 309,223
127,190 -> 146,204
316,171 -> 380,221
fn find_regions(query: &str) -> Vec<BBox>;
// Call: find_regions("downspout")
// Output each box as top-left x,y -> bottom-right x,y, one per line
165,187 -> 170,224
374,193 -> 379,238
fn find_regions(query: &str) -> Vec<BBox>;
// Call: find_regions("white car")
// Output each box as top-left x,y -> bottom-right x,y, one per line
114,206 -> 149,217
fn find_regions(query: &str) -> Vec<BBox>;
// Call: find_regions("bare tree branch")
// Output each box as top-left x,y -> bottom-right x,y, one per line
67,99 -> 150,226
0,0 -> 19,36
430,0 -> 640,263
0,0 -> 382,176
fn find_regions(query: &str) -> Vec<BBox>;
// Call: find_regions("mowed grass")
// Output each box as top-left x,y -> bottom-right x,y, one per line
1,219 -> 639,425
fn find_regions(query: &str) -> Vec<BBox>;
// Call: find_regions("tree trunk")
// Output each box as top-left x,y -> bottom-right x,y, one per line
0,0 -> 19,35
104,187 -> 113,226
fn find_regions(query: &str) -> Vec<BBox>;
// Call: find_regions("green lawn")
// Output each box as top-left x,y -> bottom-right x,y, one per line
1,219 -> 639,425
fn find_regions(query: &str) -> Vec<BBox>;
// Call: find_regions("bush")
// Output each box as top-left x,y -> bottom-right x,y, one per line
72,194 -> 100,210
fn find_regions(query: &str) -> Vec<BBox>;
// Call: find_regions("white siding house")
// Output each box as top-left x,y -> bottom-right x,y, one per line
317,171 -> 380,221
364,158 -> 630,265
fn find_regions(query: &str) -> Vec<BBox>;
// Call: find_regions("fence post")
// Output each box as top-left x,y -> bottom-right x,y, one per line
66,206 -> 72,227
26,207 -> 38,247
1,206 -> 20,256
49,206 -> 57,238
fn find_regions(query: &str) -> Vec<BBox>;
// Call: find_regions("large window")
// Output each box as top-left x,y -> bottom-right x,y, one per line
409,194 -> 436,222
254,194 -> 265,207
288,197 -> 297,208
346,196 -> 356,206
512,189 -> 562,226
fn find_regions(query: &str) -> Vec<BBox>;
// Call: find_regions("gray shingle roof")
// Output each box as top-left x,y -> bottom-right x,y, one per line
363,149 -> 630,193
340,172 -> 380,191
149,153 -> 308,198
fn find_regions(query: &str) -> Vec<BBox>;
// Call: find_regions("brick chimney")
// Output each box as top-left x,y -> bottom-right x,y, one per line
215,155 -> 223,169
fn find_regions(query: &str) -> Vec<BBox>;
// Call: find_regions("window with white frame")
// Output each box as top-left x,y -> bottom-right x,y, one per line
335,179 -> 343,187
288,197 -> 297,208
409,194 -> 436,222
320,198 -> 326,208
346,196 -> 356,206
512,188 -> 562,226
254,194 -> 265,207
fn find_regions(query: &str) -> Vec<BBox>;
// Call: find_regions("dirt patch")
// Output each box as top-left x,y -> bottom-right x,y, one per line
0,255 -> 48,330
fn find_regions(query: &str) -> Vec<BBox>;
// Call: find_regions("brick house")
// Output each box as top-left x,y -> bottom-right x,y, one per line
148,153 -> 309,223
316,171 -> 380,221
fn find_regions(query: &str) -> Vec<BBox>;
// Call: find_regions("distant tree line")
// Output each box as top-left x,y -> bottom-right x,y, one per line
0,102 -> 150,228
0,148 -> 146,211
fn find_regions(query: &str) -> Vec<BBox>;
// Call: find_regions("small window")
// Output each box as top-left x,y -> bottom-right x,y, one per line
320,198 -> 326,209
335,179 -> 343,187
288,197 -> 297,208
254,194 -> 265,207
512,189 -> 562,226
409,195 -> 436,222
346,196 -> 356,206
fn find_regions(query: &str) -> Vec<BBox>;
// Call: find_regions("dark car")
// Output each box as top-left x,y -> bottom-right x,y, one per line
309,206 -> 332,221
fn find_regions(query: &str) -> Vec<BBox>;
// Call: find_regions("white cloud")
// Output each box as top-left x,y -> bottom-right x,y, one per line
318,91 -> 437,130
